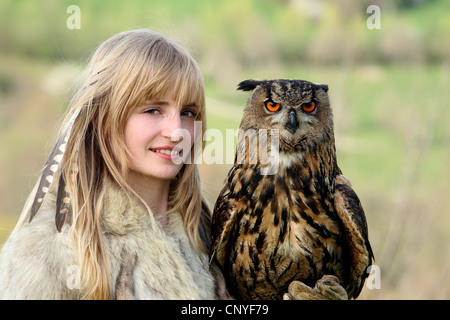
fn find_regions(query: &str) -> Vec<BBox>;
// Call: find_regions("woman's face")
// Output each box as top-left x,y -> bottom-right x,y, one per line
124,89 -> 198,183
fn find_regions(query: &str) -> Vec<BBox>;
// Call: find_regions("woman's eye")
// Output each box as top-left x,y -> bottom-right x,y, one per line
144,108 -> 160,115
181,110 -> 197,117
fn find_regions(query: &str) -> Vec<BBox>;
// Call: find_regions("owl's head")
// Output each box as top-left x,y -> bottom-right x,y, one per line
237,79 -> 334,153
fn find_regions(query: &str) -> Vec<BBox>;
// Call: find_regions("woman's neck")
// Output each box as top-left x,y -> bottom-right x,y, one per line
126,170 -> 170,229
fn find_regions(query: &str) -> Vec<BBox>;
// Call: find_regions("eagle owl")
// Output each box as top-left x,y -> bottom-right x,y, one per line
210,79 -> 374,300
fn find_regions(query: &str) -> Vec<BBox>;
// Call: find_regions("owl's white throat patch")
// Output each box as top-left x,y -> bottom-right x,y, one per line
278,151 -> 304,167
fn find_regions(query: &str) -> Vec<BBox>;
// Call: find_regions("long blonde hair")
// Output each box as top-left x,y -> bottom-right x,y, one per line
40,29 -> 208,299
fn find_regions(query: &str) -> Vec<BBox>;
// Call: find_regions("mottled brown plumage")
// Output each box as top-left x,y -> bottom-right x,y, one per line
210,79 -> 374,300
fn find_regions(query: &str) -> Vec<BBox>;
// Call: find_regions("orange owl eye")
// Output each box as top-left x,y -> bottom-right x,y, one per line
302,101 -> 316,113
265,100 -> 281,112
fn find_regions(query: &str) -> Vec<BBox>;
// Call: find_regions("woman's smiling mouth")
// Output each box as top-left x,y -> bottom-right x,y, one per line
149,146 -> 182,161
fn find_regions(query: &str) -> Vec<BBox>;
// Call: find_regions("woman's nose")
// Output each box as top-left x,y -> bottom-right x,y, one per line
161,113 -> 183,140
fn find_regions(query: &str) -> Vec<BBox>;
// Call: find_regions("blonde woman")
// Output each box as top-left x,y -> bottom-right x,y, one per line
0,29 -> 229,300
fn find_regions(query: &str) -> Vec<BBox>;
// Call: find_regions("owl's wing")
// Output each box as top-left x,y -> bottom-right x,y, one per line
333,174 -> 374,298
209,178 -> 239,268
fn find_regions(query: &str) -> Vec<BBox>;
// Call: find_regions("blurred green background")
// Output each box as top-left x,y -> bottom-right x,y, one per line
0,0 -> 449,299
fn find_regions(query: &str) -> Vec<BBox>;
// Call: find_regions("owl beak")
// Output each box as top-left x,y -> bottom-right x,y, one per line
286,110 -> 299,134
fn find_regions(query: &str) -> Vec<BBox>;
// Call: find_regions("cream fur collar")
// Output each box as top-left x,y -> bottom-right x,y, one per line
0,178 -> 218,299
100,179 -> 217,299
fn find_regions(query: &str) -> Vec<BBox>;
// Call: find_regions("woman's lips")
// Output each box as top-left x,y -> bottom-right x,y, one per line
149,146 -> 182,161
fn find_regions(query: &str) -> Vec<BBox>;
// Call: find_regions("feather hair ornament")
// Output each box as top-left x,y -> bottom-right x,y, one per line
29,107 -> 81,231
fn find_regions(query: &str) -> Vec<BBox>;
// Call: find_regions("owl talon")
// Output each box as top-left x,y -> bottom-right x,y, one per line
283,280 -> 330,300
314,275 -> 348,300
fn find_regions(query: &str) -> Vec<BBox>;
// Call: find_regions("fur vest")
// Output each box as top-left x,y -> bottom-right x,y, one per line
0,178 -> 223,299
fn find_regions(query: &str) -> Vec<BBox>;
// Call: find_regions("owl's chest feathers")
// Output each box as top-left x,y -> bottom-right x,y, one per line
228,147 -> 344,286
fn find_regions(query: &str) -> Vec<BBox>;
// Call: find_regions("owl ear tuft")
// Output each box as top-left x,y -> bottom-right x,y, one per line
316,84 -> 329,93
237,80 -> 264,92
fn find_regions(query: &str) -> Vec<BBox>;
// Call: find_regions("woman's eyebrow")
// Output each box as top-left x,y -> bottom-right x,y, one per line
142,101 -> 198,109
144,100 -> 170,106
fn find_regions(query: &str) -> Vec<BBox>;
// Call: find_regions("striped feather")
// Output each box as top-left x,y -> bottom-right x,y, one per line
55,172 -> 70,232
29,108 -> 80,230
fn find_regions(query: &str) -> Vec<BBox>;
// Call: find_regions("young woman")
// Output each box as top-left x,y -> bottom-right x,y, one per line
0,29 -> 229,299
